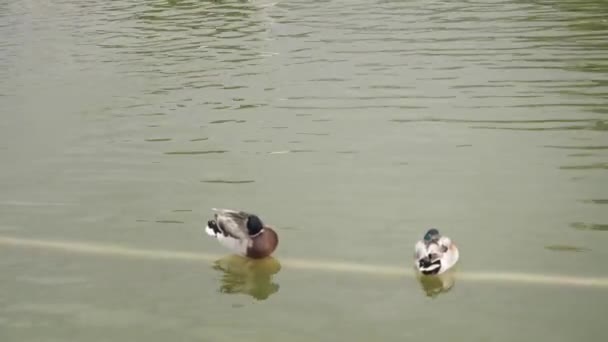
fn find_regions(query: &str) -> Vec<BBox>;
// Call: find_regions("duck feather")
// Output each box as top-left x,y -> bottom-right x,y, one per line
212,208 -> 252,241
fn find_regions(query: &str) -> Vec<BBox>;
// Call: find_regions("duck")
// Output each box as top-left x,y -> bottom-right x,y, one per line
204,208 -> 279,259
414,228 -> 459,275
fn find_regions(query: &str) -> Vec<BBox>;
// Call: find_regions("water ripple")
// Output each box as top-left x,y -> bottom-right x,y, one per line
201,179 -> 255,184
570,222 -> 608,232
164,150 -> 228,155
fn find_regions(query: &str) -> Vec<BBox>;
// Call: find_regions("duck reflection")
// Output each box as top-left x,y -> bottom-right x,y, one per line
415,270 -> 456,298
212,255 -> 281,300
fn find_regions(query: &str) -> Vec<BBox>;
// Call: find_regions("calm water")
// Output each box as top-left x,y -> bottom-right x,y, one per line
1,0 -> 607,340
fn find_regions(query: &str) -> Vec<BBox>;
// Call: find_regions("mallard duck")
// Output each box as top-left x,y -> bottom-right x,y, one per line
204,208 -> 278,259
414,228 -> 459,275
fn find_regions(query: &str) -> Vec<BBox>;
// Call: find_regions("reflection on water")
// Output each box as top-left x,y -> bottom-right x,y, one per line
416,271 -> 456,298
212,254 -> 281,300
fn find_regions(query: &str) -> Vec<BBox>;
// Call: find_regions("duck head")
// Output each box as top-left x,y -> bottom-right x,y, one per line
245,214 -> 278,259
246,214 -> 264,236
423,228 -> 440,244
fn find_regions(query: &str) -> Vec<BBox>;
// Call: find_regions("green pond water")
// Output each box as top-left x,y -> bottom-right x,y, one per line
1,0 -> 607,341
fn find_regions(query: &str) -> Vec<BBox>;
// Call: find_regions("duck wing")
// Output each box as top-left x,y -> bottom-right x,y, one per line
414,241 -> 427,260
212,208 -> 251,241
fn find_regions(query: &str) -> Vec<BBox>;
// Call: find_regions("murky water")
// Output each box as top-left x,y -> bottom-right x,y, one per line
1,0 -> 607,341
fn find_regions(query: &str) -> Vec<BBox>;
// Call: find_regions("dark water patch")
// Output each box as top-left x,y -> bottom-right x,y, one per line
456,144 -> 472,148
535,121 -> 606,132
545,245 -> 590,252
336,150 -> 358,154
156,220 -> 185,224
590,107 -> 608,115
145,138 -> 172,142
470,124 -> 603,131
452,84 -> 514,89
197,84 -> 224,89
290,149 -> 315,153
545,145 -> 608,150
138,112 -> 166,116
591,120 -> 608,130
165,150 -> 228,155
236,104 -> 262,110
570,222 -> 608,232
209,119 -> 246,124
369,84 -> 415,90
582,199 -> 608,205
149,89 -> 170,95
202,180 -> 255,184
279,105 -> 425,110
223,85 -> 246,90
506,103 -> 608,111
391,118 -> 597,124
172,209 -> 192,212
190,137 -> 209,142
560,163 -> 608,170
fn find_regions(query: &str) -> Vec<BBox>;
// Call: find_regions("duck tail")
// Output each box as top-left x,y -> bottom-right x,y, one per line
205,220 -> 223,237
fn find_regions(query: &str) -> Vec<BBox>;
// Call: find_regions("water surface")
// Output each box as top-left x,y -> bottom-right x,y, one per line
1,0 -> 607,341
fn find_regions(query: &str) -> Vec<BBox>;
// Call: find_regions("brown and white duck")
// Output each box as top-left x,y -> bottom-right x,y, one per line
204,208 -> 278,259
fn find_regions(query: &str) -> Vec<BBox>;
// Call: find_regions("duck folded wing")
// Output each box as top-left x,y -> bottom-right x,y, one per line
414,241 -> 427,260
438,236 -> 452,252
212,208 -> 251,241
426,243 -> 443,260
